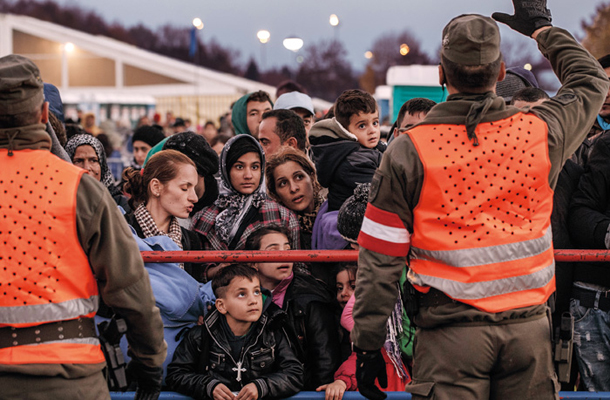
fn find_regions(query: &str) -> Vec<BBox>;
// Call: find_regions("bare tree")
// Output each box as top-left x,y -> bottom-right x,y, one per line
365,29 -> 432,87
296,39 -> 359,101
582,2 -> 610,58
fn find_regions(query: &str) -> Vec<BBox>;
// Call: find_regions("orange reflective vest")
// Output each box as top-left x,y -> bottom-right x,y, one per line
0,149 -> 105,365
407,113 -> 555,313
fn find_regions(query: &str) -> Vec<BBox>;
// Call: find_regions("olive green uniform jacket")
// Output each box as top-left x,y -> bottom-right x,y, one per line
352,27 -> 610,351
0,124 -> 167,380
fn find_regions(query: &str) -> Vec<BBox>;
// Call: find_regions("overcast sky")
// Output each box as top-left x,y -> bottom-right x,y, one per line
53,0 -> 604,71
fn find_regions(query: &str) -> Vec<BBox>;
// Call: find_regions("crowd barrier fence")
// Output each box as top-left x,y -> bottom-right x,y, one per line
141,249 -> 610,264
109,391 -> 610,399
131,248 -> 610,400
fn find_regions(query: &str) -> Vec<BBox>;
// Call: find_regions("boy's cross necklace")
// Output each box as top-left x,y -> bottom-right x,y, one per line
233,361 -> 247,382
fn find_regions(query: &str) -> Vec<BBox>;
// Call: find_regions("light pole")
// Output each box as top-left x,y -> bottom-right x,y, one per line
191,18 -> 204,127
329,14 -> 340,40
257,30 -> 270,70
283,36 -> 304,80
61,42 -> 75,91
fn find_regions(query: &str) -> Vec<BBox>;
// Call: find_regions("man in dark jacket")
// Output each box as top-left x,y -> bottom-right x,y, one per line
351,1 -> 609,399
166,265 -> 303,400
568,130 -> 610,391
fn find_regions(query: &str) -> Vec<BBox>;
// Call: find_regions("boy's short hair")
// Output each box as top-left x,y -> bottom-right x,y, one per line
510,87 -> 550,105
247,90 -> 273,105
396,98 -> 437,127
334,89 -> 377,131
245,225 -> 292,252
261,109 -> 307,152
212,264 -> 259,299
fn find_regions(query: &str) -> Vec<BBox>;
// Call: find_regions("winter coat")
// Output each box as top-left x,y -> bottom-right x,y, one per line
309,118 -> 385,211
569,132 -> 610,288
282,272 -> 342,389
166,299 -> 303,399
96,231 -> 215,384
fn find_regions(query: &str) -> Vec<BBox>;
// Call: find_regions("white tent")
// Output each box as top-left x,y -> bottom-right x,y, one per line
0,13 -> 331,126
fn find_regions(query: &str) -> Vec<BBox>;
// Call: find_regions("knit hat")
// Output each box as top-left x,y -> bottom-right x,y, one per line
337,183 -> 371,243
43,83 -> 65,123
163,131 -> 220,209
132,125 -> 165,148
496,67 -> 540,102
0,54 -> 44,115
441,14 -> 501,66
164,131 -> 219,177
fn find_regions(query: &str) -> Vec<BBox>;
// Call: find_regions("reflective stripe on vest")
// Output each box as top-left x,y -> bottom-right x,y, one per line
0,295 -> 99,325
0,149 -> 104,364
407,113 -> 555,312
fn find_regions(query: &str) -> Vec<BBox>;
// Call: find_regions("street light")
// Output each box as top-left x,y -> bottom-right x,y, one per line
329,14 -> 340,27
192,18 -> 204,30
524,63 -> 533,71
283,37 -> 304,52
257,30 -> 270,69
257,30 -> 270,44
329,14 -> 340,40
400,43 -> 410,56
364,51 -> 373,60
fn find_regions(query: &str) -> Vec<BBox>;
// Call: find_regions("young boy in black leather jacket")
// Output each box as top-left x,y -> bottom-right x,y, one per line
166,264 -> 303,400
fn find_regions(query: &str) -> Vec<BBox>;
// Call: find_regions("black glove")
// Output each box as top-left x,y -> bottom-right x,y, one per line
492,0 -> 552,37
126,360 -> 163,400
355,347 -> 387,400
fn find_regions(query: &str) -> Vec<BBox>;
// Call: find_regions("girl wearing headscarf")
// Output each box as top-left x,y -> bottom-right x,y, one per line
64,133 -> 130,211
191,134 -> 300,281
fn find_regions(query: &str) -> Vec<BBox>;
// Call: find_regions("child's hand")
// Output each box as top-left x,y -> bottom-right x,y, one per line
316,380 -> 347,400
236,383 -> 259,400
213,383 -> 235,400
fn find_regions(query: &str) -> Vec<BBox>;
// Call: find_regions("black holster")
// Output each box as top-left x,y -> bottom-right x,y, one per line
553,311 -> 574,383
98,317 -> 128,391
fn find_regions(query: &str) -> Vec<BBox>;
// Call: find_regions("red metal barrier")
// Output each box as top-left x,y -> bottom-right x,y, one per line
140,249 -> 610,263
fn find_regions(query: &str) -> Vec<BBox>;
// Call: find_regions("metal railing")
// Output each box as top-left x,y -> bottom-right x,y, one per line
140,249 -> 610,263
130,248 -> 610,399
109,391 -> 610,399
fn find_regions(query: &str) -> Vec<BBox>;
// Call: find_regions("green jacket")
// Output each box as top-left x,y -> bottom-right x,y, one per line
352,27 -> 610,350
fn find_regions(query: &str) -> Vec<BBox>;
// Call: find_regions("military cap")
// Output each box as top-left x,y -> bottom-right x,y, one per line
0,54 -> 44,115
442,14 -> 501,66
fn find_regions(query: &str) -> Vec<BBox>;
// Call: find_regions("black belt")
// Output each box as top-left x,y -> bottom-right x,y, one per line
572,285 -> 610,312
418,288 -> 457,308
0,317 -> 97,349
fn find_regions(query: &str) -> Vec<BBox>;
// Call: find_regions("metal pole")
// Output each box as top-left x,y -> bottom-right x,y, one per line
139,249 -> 610,264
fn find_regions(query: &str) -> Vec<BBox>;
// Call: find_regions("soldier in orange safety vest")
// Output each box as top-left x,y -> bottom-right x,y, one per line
351,1 -> 610,400
0,55 -> 166,400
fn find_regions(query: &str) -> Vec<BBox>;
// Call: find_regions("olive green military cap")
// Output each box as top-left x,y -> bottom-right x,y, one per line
442,14 -> 501,66
0,54 -> 44,115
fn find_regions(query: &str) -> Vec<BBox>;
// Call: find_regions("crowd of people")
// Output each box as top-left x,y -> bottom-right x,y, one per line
3,1 -> 610,399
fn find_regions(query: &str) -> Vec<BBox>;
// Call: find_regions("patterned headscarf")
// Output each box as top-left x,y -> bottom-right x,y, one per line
214,135 -> 267,244
65,133 -> 120,197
